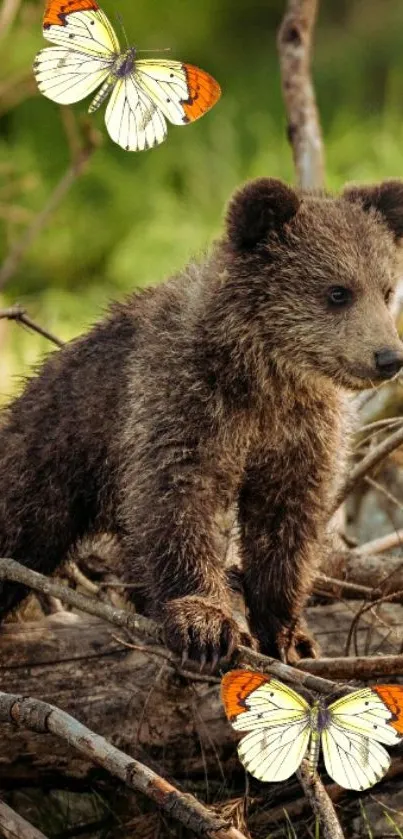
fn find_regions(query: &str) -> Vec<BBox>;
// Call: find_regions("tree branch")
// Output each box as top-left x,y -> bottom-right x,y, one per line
297,762 -> 344,839
277,0 -> 325,188
0,305 -> 64,348
334,425 -> 403,510
0,798 -> 49,839
0,692 -> 248,839
297,652 -> 403,680
0,557 -> 337,694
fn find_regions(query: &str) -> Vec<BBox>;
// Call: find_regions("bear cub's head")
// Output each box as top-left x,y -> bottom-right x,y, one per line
222,177 -> 403,389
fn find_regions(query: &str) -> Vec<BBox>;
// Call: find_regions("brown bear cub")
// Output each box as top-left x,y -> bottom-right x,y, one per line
1,177 -> 403,665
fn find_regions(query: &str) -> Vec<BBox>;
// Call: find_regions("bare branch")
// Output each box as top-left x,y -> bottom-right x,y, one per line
0,305 -> 64,348
297,652 -> 403,680
356,530 -> 403,556
334,425 -> 403,510
0,557 -> 337,694
0,691 -> 248,839
297,761 -> 345,839
345,590 -> 403,657
315,572 -> 403,603
277,0 -> 325,188
325,549 -> 403,595
0,798 -> 49,839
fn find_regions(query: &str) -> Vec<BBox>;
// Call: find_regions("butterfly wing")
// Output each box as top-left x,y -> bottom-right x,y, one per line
42,0 -> 120,55
328,686 -> 403,745
34,46 -> 112,105
34,0 -> 118,106
321,723 -> 391,790
135,59 -> 221,126
221,670 -> 311,782
105,75 -> 167,151
321,685 -> 403,791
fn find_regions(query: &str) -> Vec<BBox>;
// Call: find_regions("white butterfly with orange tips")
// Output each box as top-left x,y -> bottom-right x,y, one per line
33,0 -> 221,151
221,670 -> 403,791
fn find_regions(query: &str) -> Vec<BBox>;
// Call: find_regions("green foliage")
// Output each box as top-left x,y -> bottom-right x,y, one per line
1,0 -> 403,399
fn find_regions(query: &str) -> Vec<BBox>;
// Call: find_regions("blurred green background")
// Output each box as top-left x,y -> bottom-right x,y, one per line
1,0 -> 403,401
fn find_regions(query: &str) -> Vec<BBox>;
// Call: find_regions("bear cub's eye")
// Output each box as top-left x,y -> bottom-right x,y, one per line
384,288 -> 393,305
327,286 -> 353,307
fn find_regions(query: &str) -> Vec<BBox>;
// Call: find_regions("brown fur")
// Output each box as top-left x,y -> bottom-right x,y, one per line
1,177 -> 403,665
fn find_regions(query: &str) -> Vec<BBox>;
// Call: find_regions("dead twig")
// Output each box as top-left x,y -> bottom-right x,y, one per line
277,0 -> 325,189
0,305 -> 64,348
325,549 -> 403,595
297,652 -> 403,680
356,530 -> 403,556
345,590 -> 403,657
315,572 -> 403,603
334,425 -> 403,510
296,761 -> 344,839
0,798 -> 49,839
0,138 -> 97,290
0,557 -> 337,694
0,691 -> 248,839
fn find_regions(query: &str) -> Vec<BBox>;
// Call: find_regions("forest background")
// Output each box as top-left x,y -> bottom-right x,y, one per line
1,0 -> 403,402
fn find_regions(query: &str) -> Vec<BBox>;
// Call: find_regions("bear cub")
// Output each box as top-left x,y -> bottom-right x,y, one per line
1,177 -> 403,666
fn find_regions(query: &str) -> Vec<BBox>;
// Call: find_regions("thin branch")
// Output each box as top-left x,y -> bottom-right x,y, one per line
315,572 -> 403,603
0,692 -> 248,839
356,530 -> 403,556
297,652 -> 403,680
277,0 -> 325,189
296,761 -> 345,839
0,798 -> 49,839
334,425 -> 403,510
345,590 -> 403,657
0,139 -> 97,290
0,557 -> 337,695
0,305 -> 64,348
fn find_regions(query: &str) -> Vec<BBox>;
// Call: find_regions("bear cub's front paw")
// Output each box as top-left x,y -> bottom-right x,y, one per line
255,613 -> 319,664
162,595 -> 253,670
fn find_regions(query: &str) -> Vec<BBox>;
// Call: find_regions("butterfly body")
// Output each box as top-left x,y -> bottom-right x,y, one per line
88,49 -> 136,113
34,0 -> 221,151
222,670 -> 403,790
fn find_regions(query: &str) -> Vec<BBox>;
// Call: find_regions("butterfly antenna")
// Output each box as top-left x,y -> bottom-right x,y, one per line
116,12 -> 129,48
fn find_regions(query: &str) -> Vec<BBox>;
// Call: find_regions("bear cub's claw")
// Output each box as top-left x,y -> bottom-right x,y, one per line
254,614 -> 319,664
162,595 -> 253,671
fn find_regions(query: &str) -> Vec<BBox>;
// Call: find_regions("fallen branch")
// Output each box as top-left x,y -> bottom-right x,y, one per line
315,572 -> 403,603
356,530 -> 403,556
0,305 -> 64,348
0,557 -> 336,694
297,653 -> 403,680
0,691 -> 248,839
277,0 -> 325,188
296,761 -> 344,839
0,798 -> 49,839
325,550 -> 403,594
334,425 -> 403,510
345,590 -> 403,657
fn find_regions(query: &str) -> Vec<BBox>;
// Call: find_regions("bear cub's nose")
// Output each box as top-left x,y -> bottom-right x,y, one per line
374,348 -> 403,378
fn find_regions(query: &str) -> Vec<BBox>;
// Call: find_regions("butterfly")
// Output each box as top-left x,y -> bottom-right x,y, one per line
33,0 -> 221,152
221,670 -> 403,791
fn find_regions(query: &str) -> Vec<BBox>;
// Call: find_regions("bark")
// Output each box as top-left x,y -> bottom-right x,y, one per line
0,614 -> 231,783
277,0 -> 325,188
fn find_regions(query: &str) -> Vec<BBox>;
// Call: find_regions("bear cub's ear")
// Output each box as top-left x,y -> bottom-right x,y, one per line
226,177 -> 301,250
343,180 -> 403,241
